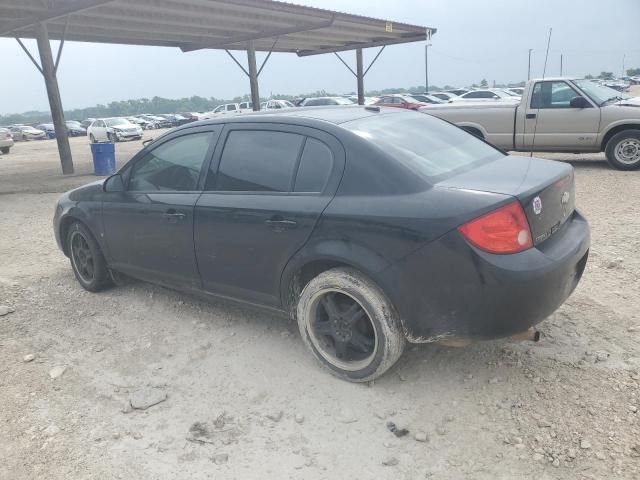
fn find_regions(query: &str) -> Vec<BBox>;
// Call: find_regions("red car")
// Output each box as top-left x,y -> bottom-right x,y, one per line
374,94 -> 427,110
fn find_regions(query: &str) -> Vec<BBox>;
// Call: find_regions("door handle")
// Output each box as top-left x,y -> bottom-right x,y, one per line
526,113 -> 537,119
265,217 -> 298,229
163,209 -> 186,222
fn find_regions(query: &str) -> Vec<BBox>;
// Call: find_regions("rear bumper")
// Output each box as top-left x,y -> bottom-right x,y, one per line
380,210 -> 590,342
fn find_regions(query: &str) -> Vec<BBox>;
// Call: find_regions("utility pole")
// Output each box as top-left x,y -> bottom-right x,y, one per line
622,54 -> 626,77
527,48 -> 533,80
560,54 -> 563,76
424,43 -> 429,93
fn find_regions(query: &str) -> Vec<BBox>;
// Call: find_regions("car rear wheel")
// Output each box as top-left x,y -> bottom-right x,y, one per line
606,130 -> 640,170
296,267 -> 405,382
1,147 -> 9,154
89,134 -> 96,143
67,222 -> 112,292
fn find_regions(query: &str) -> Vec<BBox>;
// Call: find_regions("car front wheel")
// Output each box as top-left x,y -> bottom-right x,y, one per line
89,134 -> 97,143
606,130 -> 640,170
1,147 -> 9,154
67,222 -> 113,292
296,267 -> 405,382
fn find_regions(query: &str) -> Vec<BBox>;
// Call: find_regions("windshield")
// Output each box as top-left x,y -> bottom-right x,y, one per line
335,97 -> 354,105
106,118 -> 129,127
345,112 -> 504,181
574,79 -> 630,105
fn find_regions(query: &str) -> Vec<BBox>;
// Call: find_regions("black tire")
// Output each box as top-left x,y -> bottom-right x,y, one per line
89,134 -> 96,143
107,132 -> 117,143
296,267 -> 405,382
1,147 -> 9,154
67,222 -> 113,292
605,130 -> 640,170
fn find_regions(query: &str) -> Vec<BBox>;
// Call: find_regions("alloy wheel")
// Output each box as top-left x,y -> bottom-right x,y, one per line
305,289 -> 377,371
70,231 -> 95,283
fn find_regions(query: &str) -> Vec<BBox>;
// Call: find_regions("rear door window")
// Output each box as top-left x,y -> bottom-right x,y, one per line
294,138 -> 334,193
209,130 -> 304,192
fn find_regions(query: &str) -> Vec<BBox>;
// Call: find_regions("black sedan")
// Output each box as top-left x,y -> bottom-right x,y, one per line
53,107 -> 589,382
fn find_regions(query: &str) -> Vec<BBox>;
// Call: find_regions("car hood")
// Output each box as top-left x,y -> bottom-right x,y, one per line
110,124 -> 138,129
613,96 -> 640,107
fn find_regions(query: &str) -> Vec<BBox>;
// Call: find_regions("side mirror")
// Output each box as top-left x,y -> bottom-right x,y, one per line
570,96 -> 591,108
103,173 -> 124,192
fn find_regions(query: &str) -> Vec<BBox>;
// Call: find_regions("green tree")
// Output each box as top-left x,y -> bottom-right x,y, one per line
584,74 -> 594,79
598,71 -> 614,80
480,78 -> 488,87
627,67 -> 640,77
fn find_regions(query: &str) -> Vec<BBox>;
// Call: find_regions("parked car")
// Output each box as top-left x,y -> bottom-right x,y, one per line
451,89 -> 520,103
179,113 -> 201,123
445,88 -> 470,96
346,96 -> 379,105
507,87 -> 525,96
88,118 -> 143,143
430,92 -> 458,102
9,125 -> 46,141
127,117 -> 155,130
423,77 -> 640,170
66,120 -> 87,137
36,123 -> 57,139
374,94 -> 428,110
81,118 -> 96,129
210,103 -> 241,115
0,127 -> 14,154
408,93 -> 446,104
53,107 -> 590,381
239,101 -> 253,111
299,97 -> 354,107
260,100 -> 295,110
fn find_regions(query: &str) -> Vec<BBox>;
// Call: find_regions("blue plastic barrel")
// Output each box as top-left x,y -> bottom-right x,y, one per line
90,142 -> 116,176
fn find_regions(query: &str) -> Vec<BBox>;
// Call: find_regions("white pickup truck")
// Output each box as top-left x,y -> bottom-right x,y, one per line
423,78 -> 640,170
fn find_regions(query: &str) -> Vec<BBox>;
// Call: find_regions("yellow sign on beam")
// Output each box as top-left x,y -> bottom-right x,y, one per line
385,21 -> 393,33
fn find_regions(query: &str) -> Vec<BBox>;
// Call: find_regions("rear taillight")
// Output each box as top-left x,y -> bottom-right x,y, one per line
458,201 -> 532,254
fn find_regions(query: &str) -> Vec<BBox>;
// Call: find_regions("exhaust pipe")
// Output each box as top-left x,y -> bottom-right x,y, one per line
510,328 -> 540,342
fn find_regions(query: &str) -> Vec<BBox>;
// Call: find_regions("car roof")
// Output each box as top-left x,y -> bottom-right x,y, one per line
173,105 -> 405,130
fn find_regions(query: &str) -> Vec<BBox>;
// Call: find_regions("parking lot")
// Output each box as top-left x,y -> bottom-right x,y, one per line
0,133 -> 638,479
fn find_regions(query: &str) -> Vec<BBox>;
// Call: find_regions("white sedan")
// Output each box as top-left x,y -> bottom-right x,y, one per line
88,118 -> 143,143
451,89 -> 520,103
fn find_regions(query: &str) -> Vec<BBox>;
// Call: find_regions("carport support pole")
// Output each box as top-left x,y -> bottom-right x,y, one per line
247,41 -> 260,111
35,22 -> 74,175
356,48 -> 364,105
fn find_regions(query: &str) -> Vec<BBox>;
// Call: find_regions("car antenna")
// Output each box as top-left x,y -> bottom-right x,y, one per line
530,27 -> 552,158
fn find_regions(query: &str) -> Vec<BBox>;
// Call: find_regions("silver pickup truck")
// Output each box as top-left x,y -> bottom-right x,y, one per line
423,78 -> 640,170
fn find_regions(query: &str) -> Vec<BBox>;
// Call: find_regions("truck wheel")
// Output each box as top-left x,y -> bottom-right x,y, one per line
605,130 -> 640,170
1,147 -> 9,154
296,267 -> 405,382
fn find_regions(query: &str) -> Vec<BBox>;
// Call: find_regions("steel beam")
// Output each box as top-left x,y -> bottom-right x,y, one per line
356,48 -> 364,105
247,41 -> 260,111
180,17 -> 334,52
35,23 -> 74,175
296,34 -> 426,57
0,0 -> 114,36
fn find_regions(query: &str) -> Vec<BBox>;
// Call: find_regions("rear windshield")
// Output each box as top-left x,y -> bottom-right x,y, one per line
344,112 -> 504,181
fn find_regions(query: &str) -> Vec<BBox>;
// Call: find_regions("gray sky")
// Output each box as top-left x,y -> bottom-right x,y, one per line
1,0 -> 638,114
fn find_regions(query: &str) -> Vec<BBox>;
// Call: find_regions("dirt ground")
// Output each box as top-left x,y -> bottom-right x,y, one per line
1,131 -> 639,480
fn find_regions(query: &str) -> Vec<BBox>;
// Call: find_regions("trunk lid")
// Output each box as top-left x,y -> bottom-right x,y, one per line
438,155 -> 575,246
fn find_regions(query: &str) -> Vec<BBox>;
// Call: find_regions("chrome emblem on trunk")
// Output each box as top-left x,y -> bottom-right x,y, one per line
532,196 -> 542,215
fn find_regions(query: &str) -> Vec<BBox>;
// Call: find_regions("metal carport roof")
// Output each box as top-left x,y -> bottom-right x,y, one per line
0,0 -> 435,174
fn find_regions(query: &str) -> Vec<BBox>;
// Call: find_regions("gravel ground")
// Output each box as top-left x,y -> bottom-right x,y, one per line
1,133 -> 639,480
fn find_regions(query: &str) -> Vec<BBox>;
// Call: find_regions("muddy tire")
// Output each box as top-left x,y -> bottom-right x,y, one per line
67,222 -> 113,292
296,267 -> 405,382
605,130 -> 640,170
